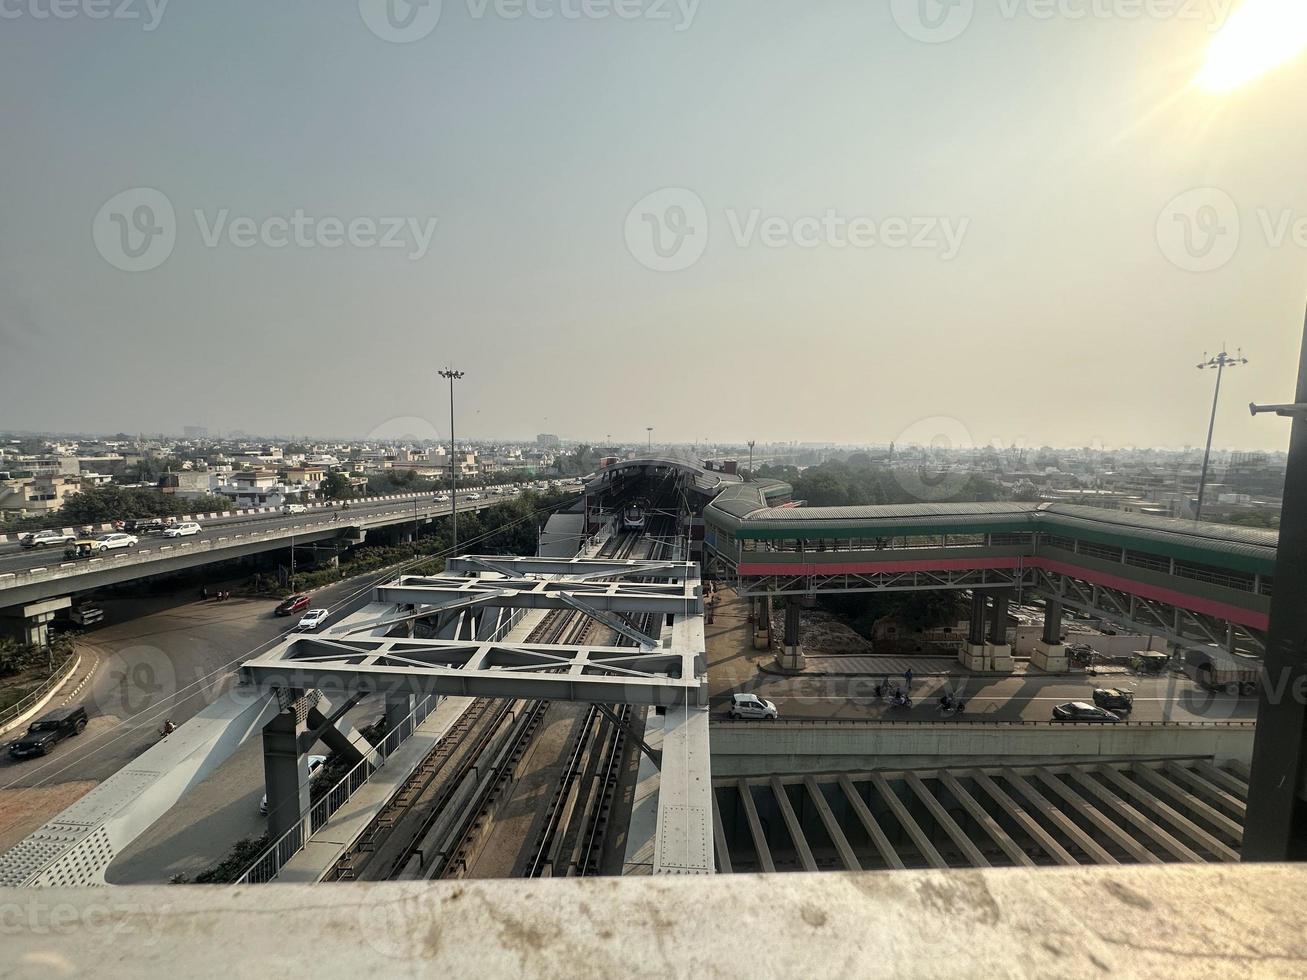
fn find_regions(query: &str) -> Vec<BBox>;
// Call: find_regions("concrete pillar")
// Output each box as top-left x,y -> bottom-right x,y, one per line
385,693 -> 415,745
262,698 -> 313,844
777,597 -> 805,670
958,592 -> 989,670
0,597 -> 71,648
985,590 -> 1015,673
753,595 -> 772,650
1032,597 -> 1068,673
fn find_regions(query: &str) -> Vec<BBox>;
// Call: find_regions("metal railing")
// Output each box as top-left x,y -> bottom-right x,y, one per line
236,693 -> 440,884
0,652 -> 78,732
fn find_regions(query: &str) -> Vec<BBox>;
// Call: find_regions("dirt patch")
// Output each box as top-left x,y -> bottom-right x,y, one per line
770,609 -> 875,656
0,780 -> 98,852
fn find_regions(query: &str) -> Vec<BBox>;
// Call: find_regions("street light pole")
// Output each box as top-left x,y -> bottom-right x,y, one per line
439,368 -> 465,554
747,439 -> 755,480
1195,347 -> 1248,521
646,427 -> 653,453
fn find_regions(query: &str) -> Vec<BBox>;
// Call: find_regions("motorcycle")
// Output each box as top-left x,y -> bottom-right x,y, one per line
937,696 -> 967,717
888,692 -> 913,708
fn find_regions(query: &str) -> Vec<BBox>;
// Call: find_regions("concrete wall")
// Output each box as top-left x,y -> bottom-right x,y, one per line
709,721 -> 1255,777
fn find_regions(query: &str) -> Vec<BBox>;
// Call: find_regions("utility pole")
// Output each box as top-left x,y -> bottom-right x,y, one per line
439,368 -> 465,554
646,427 -> 653,453
1244,307 -> 1307,858
1195,346 -> 1248,521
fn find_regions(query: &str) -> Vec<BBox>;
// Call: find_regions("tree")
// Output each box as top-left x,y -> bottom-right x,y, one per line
321,472 -> 353,500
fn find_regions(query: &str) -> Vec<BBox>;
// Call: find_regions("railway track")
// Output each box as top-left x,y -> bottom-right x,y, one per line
354,503 -> 681,883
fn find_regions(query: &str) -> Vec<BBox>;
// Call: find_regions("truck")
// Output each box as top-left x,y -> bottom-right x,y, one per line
1184,646 -> 1261,696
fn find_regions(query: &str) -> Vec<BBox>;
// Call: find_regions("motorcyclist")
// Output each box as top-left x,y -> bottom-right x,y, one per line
161,719 -> 176,736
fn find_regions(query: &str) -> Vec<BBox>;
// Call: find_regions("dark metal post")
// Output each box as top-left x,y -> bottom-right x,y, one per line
1042,597 -> 1063,646
1244,308 -> 1307,860
969,592 -> 987,646
1196,347 -> 1249,521
439,368 -> 464,555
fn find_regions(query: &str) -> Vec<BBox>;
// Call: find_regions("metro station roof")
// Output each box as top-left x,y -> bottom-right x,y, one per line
704,491 -> 1278,572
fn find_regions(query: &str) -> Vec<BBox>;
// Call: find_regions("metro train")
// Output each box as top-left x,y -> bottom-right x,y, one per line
621,504 -> 646,532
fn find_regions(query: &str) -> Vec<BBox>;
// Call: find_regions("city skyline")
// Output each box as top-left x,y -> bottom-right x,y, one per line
1,4 -> 1304,450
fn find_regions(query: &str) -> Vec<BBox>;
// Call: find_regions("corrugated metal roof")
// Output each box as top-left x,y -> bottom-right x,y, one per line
703,493 -> 1278,568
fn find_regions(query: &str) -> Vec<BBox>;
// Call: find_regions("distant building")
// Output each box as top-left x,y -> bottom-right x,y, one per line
537,434 -> 560,448
183,426 -> 209,440
0,474 -> 82,519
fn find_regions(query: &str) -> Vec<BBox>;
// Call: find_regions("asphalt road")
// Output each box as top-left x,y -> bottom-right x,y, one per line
0,566 -> 405,854
710,670 -> 1260,725
0,487 -> 579,577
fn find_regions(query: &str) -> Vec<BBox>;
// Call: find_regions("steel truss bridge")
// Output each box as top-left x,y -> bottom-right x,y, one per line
0,553 -> 714,887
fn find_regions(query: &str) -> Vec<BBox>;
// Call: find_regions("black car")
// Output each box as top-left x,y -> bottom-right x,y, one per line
1052,701 -> 1121,723
1093,688 -> 1135,713
8,705 -> 88,759
124,518 -> 169,534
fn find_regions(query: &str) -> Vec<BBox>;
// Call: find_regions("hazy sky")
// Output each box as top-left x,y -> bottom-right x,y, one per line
1,1 -> 1304,451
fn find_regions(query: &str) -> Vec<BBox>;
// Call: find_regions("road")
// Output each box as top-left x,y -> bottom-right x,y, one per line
705,590 -> 1260,726
0,486 -> 579,578
0,566 -> 406,856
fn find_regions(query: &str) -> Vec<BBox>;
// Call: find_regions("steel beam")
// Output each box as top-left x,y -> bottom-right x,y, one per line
869,773 -> 947,870
938,770 -> 1034,868
711,792 -> 733,874
1033,771 -> 1161,865
1163,762 -> 1246,820
1002,770 -> 1115,865
803,776 -> 861,872
1095,765 -> 1239,862
1192,760 -> 1250,802
736,780 -> 774,873
970,770 -> 1077,866
904,772 -> 989,868
837,775 -> 904,871
1065,769 -> 1203,863
1130,765 -> 1243,843
770,777 -> 817,872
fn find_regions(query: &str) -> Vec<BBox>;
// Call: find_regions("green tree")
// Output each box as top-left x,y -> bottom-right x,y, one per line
320,472 -> 353,500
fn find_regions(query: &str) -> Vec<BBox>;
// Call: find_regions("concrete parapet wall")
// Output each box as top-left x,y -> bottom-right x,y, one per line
709,721 -> 1256,778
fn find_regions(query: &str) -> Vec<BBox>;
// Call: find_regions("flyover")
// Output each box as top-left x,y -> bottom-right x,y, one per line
0,489 -> 576,636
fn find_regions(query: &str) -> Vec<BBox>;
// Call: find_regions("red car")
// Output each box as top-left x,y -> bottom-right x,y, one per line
275,594 -> 311,617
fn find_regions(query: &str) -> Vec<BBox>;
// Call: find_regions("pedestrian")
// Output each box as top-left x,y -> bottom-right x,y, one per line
200,586 -> 208,601
904,667 -> 914,689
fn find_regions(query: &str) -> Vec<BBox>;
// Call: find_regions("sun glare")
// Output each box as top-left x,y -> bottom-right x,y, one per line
1194,0 -> 1307,91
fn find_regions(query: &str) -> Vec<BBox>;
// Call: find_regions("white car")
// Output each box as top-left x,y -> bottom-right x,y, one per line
20,529 -> 76,549
296,608 -> 329,631
95,533 -> 139,552
283,503 -> 307,514
465,493 -> 482,500
163,521 -> 201,538
728,693 -> 778,720
260,754 -> 327,814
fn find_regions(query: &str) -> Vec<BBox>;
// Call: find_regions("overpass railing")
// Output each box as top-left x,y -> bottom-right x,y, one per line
236,693 -> 440,885
715,717 -> 1258,729
0,520 -> 349,591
